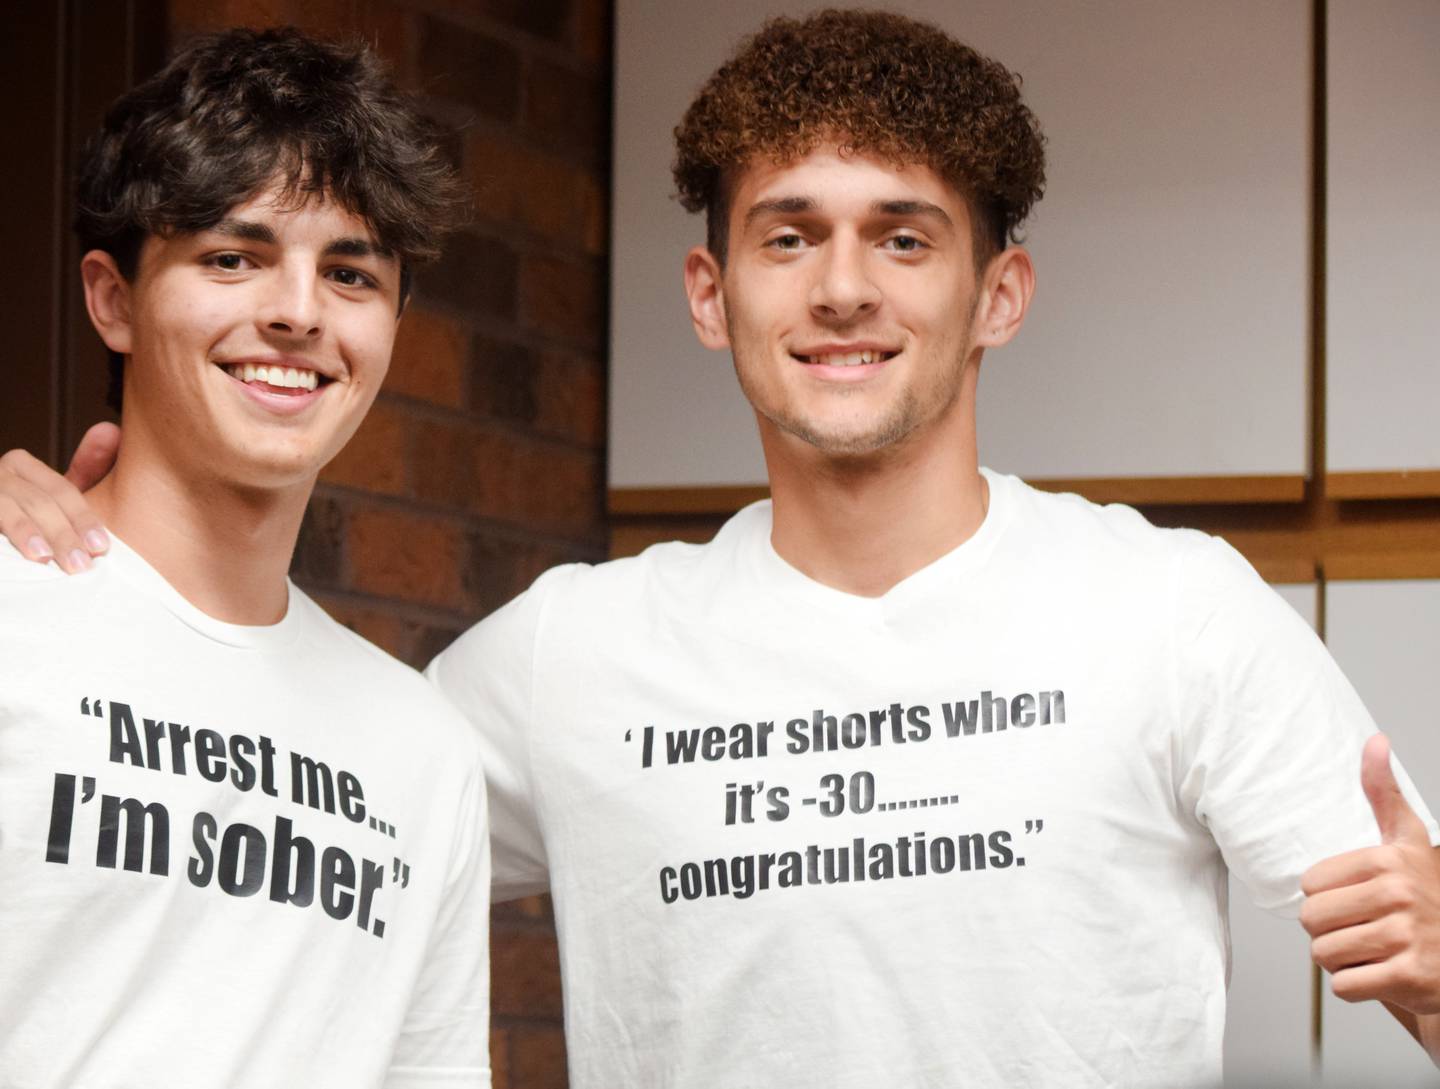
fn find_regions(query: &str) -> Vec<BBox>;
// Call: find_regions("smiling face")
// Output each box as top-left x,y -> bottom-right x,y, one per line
687,147 -> 1013,463
83,181 -> 401,492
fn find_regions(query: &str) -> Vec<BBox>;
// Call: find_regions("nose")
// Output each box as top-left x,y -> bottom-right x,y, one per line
809,233 -> 881,323
260,262 -> 323,339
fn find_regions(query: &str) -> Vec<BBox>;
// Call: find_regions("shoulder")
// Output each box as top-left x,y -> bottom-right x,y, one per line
0,537 -> 70,586
532,501 -> 765,611
995,471 -> 1216,571
470,507 -> 758,634
429,508 -> 762,692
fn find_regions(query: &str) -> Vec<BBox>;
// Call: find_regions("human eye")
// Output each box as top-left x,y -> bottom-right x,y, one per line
326,266 -> 378,289
204,252 -> 255,272
882,233 -> 929,255
764,232 -> 810,253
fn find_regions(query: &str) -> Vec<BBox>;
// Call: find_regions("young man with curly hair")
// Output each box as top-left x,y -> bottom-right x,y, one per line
0,28 -> 490,1086
446,11 -> 1440,1085
4,10 -> 1440,1087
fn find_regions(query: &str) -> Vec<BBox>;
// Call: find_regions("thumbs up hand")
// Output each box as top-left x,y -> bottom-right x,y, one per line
1300,734 -> 1440,1015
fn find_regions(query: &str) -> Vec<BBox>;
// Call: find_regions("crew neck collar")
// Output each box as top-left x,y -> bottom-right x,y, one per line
745,467 -> 1016,618
100,533 -> 304,650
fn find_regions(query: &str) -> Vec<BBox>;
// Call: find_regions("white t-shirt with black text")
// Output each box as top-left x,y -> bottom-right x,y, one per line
0,537 -> 491,1088
429,468 -> 1437,1089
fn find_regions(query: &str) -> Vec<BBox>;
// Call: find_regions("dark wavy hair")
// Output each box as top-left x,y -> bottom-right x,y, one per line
672,9 -> 1046,267
76,26 -> 466,405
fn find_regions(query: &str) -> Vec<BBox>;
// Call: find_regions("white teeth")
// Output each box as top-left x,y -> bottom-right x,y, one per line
809,351 -> 882,367
223,363 -> 321,391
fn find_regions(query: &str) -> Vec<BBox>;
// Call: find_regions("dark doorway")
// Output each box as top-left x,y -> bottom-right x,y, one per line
1,1 -> 165,466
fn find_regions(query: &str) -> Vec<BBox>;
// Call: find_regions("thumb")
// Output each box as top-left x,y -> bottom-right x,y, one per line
64,422 -> 121,491
1362,733 -> 1430,845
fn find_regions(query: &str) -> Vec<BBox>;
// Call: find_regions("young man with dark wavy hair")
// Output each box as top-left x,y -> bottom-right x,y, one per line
0,28 -> 491,1086
5,10 -> 1440,1087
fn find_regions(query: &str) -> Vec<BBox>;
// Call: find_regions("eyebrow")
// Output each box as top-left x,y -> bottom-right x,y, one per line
743,197 -> 817,227
207,218 -> 393,260
871,199 -> 953,227
742,196 -> 954,228
322,237 -> 393,260
210,218 -> 276,244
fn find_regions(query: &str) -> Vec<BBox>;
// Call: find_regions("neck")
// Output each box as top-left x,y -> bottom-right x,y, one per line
764,395 -> 987,599
89,435 -> 310,626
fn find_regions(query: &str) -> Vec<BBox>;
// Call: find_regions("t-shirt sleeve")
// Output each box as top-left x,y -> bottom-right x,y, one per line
385,750 -> 492,1086
1171,536 -> 1440,917
426,570 -> 574,902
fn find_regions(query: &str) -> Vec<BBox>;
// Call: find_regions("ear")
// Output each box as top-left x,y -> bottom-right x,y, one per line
80,250 -> 135,356
683,245 -> 731,351
972,246 -> 1036,350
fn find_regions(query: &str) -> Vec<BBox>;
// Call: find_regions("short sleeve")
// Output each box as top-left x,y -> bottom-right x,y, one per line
385,750 -> 492,1086
1171,537 -> 1439,916
426,568 -> 578,901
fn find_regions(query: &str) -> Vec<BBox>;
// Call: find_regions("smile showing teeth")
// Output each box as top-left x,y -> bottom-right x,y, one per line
800,350 -> 895,367
222,363 -> 320,392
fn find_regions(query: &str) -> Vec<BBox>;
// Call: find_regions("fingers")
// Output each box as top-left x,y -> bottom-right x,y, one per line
0,449 -> 105,572
1311,916 -> 1412,974
64,421 -> 120,491
1362,733 -> 1432,846
1301,866 -> 1417,936
1302,844 -> 1393,896
1330,958 -> 1439,1013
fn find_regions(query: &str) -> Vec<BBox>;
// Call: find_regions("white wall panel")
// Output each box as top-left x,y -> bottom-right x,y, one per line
1322,580 -> 1440,1086
1327,3 -> 1440,474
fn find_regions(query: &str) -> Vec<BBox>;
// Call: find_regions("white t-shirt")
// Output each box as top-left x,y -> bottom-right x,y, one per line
0,537 -> 491,1088
429,468 -> 1437,1089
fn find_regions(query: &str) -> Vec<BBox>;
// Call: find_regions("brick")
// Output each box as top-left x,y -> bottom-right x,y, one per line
410,419 -> 601,539
467,431 -> 602,538
464,129 -> 528,227
418,232 -> 518,320
510,1024 -> 569,1088
493,894 -> 553,921
491,927 -> 563,1018
290,493 -> 347,588
524,58 -> 607,160
491,1027 -> 512,1089
518,254 -> 603,347
410,416 -> 481,511
318,397 -> 410,498
573,0 -> 611,66
533,349 -> 603,447
347,506 -> 465,609
418,16 -> 520,120
311,596 -> 409,660
579,170 -> 608,257
463,532 -> 574,616
465,129 -> 604,250
412,620 -> 468,668
469,336 -> 538,426
403,0 -> 571,42
475,0 -> 572,42
514,149 -> 588,243
390,307 -> 467,407
170,0 -> 413,79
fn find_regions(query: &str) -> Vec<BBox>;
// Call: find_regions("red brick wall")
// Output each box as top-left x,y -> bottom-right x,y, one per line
170,2 -> 611,1084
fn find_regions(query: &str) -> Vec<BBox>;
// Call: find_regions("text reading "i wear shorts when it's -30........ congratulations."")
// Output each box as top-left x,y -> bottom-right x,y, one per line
627,687 -> 1067,905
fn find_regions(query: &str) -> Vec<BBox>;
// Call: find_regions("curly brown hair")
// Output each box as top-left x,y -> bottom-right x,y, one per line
673,9 -> 1046,266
